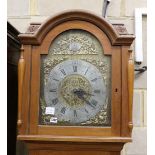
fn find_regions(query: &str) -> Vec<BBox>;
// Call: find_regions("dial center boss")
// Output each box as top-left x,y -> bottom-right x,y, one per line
59,74 -> 92,107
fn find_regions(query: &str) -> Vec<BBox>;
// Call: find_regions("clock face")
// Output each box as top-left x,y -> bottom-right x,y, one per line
44,59 -> 106,123
39,29 -> 111,126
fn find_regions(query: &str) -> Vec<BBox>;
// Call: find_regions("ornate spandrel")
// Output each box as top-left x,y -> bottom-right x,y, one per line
49,30 -> 101,55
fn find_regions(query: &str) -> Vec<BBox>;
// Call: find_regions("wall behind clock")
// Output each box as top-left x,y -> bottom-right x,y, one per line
7,0 -> 147,155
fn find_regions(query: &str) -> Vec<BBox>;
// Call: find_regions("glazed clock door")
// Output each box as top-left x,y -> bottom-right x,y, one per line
30,21 -> 121,137
40,29 -> 111,127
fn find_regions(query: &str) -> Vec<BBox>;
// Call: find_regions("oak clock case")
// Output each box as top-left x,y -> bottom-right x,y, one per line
39,29 -> 111,126
17,11 -> 134,155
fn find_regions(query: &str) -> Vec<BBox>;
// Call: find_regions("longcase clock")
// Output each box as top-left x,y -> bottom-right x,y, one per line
17,11 -> 135,155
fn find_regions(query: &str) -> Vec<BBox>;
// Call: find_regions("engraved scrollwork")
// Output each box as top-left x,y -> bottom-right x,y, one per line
49,30 -> 100,55
79,58 -> 111,125
60,74 -> 92,107
81,97 -> 110,125
42,57 -> 67,85
81,58 -> 110,87
40,98 -> 51,124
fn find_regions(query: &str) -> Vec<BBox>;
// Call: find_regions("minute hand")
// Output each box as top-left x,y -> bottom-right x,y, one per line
82,91 -> 95,96
75,93 -> 95,109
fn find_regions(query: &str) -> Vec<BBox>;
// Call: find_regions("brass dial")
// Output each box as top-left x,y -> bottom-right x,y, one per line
39,29 -> 111,126
44,60 -> 106,124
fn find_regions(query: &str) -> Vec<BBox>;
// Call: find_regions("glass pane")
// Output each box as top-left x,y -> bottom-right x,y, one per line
39,29 -> 111,127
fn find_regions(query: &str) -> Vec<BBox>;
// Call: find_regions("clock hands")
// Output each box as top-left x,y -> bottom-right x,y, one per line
73,89 -> 95,109
73,89 -> 94,97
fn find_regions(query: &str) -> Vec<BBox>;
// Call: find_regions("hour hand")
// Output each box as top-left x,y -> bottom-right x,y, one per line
72,89 -> 84,97
73,89 -> 95,109
73,89 -> 94,97
79,95 -> 96,109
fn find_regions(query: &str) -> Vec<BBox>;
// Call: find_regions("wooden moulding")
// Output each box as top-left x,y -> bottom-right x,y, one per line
128,50 -> 134,131
17,45 -> 25,130
18,135 -> 131,153
17,135 -> 132,143
26,142 -> 125,153
18,10 -> 135,46
121,46 -> 130,137
38,20 -> 112,55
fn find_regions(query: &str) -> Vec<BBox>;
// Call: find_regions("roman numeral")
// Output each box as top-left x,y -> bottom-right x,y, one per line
49,88 -> 57,92
61,107 -> 66,114
91,99 -> 98,106
84,68 -> 89,75
73,65 -> 77,72
94,89 -> 101,94
52,98 -> 58,105
74,110 -> 77,117
85,109 -> 89,113
60,69 -> 66,75
52,78 -> 59,82
91,78 -> 98,82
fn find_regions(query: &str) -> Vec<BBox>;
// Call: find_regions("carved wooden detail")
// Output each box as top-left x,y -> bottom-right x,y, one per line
26,23 -> 41,34
112,24 -> 129,35
17,45 -> 25,129
18,10 -> 135,45
24,23 -> 130,38
128,49 -> 134,131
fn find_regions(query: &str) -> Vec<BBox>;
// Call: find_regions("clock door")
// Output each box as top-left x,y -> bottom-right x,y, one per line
29,20 -> 121,137
40,29 -> 111,127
